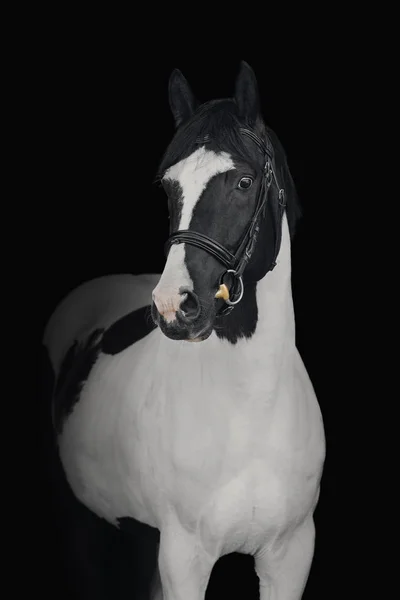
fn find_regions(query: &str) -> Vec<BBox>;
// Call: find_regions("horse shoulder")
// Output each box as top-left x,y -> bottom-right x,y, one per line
44,273 -> 160,435
43,273 -> 161,376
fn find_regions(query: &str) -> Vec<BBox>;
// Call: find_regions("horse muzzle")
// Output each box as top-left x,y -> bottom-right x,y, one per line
151,288 -> 212,341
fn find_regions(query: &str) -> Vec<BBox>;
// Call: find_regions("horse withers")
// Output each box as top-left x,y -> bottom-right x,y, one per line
43,61 -> 325,599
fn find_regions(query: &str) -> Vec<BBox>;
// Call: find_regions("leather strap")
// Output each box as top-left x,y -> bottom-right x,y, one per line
167,230 -> 236,269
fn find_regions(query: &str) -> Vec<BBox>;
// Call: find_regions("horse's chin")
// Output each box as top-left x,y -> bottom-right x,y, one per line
187,327 -> 213,343
156,317 -> 214,343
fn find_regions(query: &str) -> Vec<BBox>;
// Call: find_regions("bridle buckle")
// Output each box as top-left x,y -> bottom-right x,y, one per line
215,269 -> 244,307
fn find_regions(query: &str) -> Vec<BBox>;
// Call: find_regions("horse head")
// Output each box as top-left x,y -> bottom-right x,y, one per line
152,61 -> 299,342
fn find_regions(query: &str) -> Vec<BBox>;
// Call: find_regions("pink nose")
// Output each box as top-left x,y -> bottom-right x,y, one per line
152,288 -> 201,324
152,288 -> 182,323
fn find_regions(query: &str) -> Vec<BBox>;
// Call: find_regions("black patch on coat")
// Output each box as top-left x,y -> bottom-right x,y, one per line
215,281 -> 258,344
53,328 -> 103,434
102,305 -> 156,355
53,306 -> 157,433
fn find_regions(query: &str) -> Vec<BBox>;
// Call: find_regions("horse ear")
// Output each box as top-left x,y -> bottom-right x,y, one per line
234,61 -> 261,124
168,69 -> 198,128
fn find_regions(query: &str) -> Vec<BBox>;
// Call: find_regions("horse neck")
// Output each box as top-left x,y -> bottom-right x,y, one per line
253,214 -> 295,356
215,214 -> 296,395
216,214 -> 295,355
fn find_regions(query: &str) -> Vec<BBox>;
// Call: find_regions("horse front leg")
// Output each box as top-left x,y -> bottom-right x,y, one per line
157,521 -> 214,600
254,516 -> 316,600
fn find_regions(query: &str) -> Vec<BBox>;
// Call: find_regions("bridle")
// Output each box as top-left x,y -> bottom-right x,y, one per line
164,127 -> 287,316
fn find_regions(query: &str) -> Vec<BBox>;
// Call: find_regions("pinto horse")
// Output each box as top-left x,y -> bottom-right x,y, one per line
43,61 -> 325,599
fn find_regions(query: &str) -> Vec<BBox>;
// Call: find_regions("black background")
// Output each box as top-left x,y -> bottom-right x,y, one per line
28,32 -> 366,600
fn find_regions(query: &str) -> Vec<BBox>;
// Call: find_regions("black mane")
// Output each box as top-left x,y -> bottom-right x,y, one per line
157,98 -> 302,238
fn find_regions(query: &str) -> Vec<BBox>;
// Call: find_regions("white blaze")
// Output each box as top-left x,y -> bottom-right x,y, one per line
152,147 -> 235,321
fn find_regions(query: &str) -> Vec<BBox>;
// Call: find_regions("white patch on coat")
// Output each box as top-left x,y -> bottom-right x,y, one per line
152,147 -> 235,319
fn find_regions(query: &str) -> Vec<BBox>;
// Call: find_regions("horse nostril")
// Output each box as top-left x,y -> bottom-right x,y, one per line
179,290 -> 201,321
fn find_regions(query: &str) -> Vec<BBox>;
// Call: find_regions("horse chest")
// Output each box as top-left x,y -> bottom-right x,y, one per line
135,380 -> 322,555
58,337 -> 323,553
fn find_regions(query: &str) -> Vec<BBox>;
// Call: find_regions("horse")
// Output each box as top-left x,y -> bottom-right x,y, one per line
43,61 -> 325,599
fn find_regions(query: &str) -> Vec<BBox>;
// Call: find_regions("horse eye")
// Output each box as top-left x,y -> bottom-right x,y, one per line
238,177 -> 253,190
